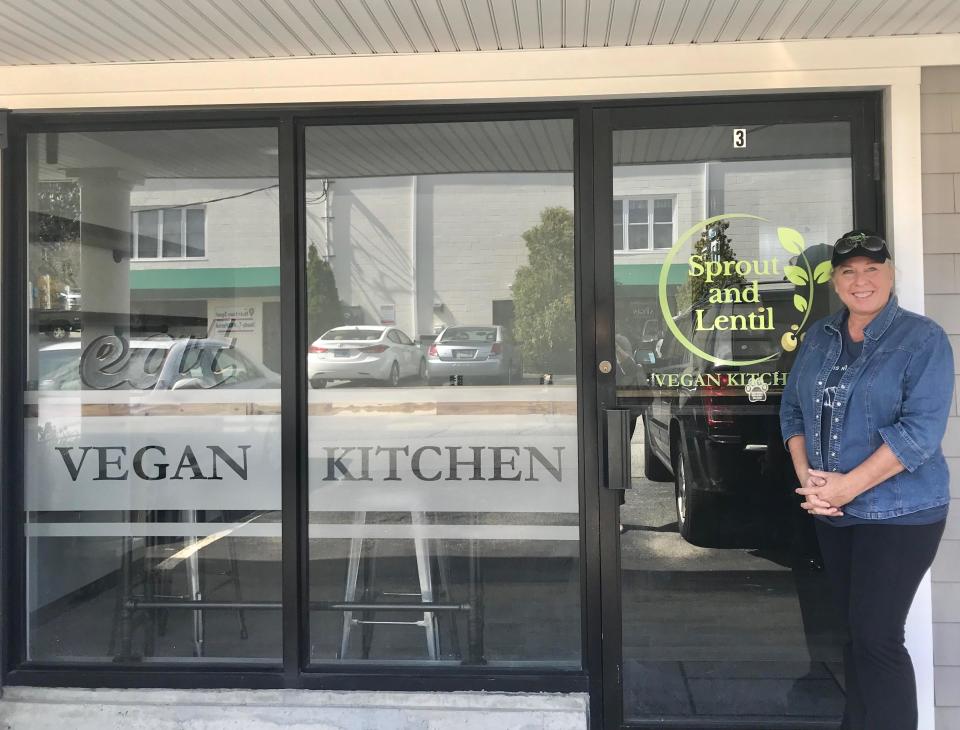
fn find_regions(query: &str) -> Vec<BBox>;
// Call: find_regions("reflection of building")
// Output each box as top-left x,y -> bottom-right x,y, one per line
122,154 -> 851,364
129,178 -> 282,370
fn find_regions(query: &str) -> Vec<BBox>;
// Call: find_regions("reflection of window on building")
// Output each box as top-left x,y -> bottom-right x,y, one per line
612,196 -> 675,251
132,207 -> 206,259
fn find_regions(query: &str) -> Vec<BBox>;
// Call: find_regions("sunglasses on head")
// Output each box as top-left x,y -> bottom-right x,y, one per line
833,233 -> 886,255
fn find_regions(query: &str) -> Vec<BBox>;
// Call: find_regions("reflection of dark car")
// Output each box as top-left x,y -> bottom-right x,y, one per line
33,308 -> 83,340
642,283 -> 805,548
31,309 -> 210,340
38,337 -> 279,391
426,325 -> 521,385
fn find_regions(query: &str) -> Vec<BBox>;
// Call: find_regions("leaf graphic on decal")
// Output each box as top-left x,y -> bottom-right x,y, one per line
778,227 -> 804,255
794,294 -> 808,312
813,260 -> 833,284
783,265 -> 809,286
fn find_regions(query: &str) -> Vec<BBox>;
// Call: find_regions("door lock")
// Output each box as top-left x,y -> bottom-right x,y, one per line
598,360 -> 612,374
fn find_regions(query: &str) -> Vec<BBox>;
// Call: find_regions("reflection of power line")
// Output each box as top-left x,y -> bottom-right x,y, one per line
149,184 -> 278,211
306,179 -> 330,205
142,179 -> 330,209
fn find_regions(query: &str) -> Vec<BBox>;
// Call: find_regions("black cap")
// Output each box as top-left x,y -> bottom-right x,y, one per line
831,229 -> 890,267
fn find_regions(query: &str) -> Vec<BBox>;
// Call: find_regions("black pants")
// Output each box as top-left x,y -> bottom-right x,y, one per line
815,519 -> 946,730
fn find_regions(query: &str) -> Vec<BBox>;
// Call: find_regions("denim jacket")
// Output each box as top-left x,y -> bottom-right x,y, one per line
779,295 -> 954,519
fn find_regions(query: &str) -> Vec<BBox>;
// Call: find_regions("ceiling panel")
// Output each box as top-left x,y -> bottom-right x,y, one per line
0,0 -> 957,66
490,0 -> 521,49
894,0 -> 953,36
674,0 -> 714,43
649,0 -> 689,45
539,0 -> 565,47
627,0 -> 664,45
0,8 -> 80,64
359,0 -> 419,53
601,0 -> 638,46
195,0 -> 272,57
696,0 -> 737,44
562,0 -> 587,48
512,0 -> 542,49
319,0 -> 380,53
819,0 -> 880,38
856,0 -> 905,37
917,0 -> 960,34
280,0 -> 355,55
467,0 -> 503,51
77,0 -> 181,61
784,0 -> 836,39
584,0 -> 613,47
436,0 -> 476,51
739,0 -> 786,40
758,0 -> 810,40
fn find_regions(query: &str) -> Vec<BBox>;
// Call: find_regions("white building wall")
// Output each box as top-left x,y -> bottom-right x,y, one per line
321,176 -> 416,335
311,173 -> 574,339
920,65 -> 960,730
720,158 -> 853,262
424,172 -> 573,333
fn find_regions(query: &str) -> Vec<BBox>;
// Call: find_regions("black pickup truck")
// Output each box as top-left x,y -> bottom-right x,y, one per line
641,283 -> 815,549
30,309 -> 209,340
32,308 -> 82,340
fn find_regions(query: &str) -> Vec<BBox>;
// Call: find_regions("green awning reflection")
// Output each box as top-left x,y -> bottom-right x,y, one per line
614,263 -> 687,286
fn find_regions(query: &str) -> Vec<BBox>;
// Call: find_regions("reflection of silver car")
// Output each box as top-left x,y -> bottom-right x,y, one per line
426,326 -> 521,385
37,337 -> 279,390
307,325 -> 426,389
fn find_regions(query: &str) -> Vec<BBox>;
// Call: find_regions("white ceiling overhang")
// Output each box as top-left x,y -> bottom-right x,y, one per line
0,0 -> 958,66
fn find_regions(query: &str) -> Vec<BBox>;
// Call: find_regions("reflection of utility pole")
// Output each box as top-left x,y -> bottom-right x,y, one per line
43,274 -> 52,308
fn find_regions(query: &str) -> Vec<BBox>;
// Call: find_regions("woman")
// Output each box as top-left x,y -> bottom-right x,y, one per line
779,230 -> 953,730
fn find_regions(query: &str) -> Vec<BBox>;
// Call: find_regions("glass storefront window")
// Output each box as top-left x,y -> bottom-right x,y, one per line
304,120 -> 582,666
24,128 -> 283,663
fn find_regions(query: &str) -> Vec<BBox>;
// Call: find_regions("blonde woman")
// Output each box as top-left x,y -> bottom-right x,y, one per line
780,230 -> 952,730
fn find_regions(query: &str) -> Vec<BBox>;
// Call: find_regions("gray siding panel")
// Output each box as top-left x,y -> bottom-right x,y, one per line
923,65 -> 960,718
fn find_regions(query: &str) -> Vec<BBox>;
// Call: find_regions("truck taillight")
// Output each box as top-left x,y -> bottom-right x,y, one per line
703,372 -> 735,427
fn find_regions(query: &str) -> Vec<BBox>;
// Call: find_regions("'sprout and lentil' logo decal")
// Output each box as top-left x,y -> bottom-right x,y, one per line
657,213 -> 833,367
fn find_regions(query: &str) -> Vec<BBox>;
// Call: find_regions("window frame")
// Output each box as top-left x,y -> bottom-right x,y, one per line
611,194 -> 676,253
0,103 -> 597,697
131,205 -> 207,261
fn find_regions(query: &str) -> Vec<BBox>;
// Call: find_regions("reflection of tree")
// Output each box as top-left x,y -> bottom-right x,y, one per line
29,181 -> 81,309
511,207 -> 575,373
306,243 -> 343,342
674,219 -> 745,311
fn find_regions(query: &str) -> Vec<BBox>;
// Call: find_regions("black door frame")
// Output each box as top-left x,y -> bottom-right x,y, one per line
591,93 -> 883,730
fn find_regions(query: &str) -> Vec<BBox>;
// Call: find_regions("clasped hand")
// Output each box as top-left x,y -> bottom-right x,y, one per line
795,469 -> 855,517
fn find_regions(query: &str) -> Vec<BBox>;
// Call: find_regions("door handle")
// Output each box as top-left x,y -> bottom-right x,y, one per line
604,409 -> 632,490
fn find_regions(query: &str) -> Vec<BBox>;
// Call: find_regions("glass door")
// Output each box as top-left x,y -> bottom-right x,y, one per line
594,96 -> 881,728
